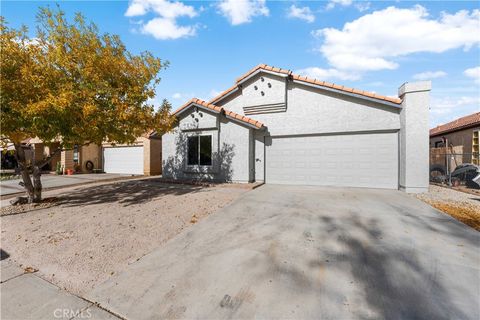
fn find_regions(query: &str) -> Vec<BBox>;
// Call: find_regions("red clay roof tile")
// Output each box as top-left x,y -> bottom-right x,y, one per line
174,98 -> 264,129
430,112 -> 480,136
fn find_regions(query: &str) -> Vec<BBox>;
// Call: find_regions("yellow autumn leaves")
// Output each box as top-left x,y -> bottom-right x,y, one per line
1,7 -> 176,149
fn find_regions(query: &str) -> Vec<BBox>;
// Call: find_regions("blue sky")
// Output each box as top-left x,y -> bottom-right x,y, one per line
2,0 -> 479,127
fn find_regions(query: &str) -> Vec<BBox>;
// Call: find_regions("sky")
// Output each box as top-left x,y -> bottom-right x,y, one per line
2,0 -> 479,127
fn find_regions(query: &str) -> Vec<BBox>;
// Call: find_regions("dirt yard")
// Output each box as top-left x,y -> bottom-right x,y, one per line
0,179 -> 249,295
415,185 -> 480,231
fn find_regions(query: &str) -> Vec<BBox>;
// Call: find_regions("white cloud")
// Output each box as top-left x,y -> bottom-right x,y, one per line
355,2 -> 371,12
287,5 -> 315,23
295,67 -> 361,81
172,93 -> 183,99
142,18 -> 196,40
217,0 -> 269,25
413,71 -> 447,80
125,0 -> 198,40
464,66 -> 480,84
314,6 -> 480,72
430,96 -> 480,116
326,0 -> 352,10
209,89 -> 222,99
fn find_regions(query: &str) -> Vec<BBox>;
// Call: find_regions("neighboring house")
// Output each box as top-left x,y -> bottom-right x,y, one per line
162,64 -> 431,192
430,112 -> 480,165
29,131 -> 162,175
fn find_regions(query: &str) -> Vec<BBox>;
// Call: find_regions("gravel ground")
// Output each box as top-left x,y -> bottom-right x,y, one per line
414,185 -> 480,230
0,179 -> 249,295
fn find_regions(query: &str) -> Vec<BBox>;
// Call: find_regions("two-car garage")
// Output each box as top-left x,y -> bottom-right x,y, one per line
265,132 -> 399,189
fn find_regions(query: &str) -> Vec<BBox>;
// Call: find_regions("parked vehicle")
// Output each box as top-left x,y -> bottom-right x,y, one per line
430,163 -> 480,188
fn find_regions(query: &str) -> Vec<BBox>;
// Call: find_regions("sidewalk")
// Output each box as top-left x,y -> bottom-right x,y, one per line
1,259 -> 121,320
1,173 -> 138,198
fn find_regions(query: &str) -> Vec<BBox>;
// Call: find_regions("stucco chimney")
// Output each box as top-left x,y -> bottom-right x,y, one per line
398,81 -> 431,193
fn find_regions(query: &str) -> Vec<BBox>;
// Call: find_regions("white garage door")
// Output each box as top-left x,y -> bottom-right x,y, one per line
103,146 -> 144,175
266,132 -> 398,189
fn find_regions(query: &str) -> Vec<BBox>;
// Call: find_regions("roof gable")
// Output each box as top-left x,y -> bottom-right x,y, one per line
209,64 -> 402,106
174,98 -> 264,129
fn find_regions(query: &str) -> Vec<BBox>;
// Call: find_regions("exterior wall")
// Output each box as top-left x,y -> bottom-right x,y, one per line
254,130 -> 265,182
80,143 -> 102,173
430,126 -> 479,156
162,108 -> 253,182
32,143 -> 44,165
61,149 -> 74,171
144,138 -> 162,175
219,74 -> 401,137
398,81 -> 431,193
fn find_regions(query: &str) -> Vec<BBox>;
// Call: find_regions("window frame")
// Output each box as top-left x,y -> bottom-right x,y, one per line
186,134 -> 213,167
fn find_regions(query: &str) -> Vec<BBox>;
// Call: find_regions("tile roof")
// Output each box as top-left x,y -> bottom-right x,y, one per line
430,112 -> 480,136
174,98 -> 264,129
209,64 -> 402,105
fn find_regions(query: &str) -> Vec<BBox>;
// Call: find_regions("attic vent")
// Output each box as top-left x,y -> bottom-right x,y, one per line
243,103 -> 286,115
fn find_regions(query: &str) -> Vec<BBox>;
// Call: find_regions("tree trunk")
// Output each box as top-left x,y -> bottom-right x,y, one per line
14,144 -> 35,203
32,165 -> 42,202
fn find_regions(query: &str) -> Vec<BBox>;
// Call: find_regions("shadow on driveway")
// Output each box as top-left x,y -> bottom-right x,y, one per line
87,185 -> 480,320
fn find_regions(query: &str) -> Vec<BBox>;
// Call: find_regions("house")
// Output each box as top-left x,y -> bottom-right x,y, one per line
162,64 -> 431,193
29,132 -> 162,175
430,112 -> 480,165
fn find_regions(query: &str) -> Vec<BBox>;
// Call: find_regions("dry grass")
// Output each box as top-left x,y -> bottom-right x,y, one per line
422,200 -> 480,231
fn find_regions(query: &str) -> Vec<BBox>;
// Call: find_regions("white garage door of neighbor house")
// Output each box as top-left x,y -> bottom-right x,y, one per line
103,146 -> 144,175
266,132 -> 398,189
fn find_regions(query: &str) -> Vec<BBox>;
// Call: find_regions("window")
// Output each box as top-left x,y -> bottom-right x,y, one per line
187,135 -> 212,166
73,145 -> 79,164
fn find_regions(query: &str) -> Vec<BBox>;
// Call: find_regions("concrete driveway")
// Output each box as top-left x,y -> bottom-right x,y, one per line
88,185 -> 480,320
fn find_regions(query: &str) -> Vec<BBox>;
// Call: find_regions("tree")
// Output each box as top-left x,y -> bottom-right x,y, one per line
1,7 -> 175,203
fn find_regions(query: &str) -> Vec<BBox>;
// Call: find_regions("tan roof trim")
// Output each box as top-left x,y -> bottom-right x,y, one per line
430,112 -> 480,136
174,98 -> 264,129
209,64 -> 402,105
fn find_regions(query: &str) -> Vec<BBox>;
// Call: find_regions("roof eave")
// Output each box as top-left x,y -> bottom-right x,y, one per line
430,123 -> 480,137
174,102 -> 222,117
210,86 -> 240,104
292,79 -> 402,108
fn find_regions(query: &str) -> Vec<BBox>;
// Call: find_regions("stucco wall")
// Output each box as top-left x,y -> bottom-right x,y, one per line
220,74 -> 401,137
398,81 -> 431,193
80,143 -> 102,173
162,108 -> 253,182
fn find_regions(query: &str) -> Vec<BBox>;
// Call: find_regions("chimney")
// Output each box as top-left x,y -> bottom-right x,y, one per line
398,81 -> 431,193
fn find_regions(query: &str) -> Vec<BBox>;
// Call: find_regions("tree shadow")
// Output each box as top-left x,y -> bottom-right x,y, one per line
163,130 -> 235,183
57,178 -> 206,207
312,213 -> 474,320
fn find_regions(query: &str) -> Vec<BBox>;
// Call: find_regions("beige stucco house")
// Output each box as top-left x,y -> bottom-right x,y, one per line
30,132 -> 162,175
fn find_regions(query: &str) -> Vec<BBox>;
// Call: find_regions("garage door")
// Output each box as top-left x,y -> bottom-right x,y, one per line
103,146 -> 144,175
266,132 -> 398,189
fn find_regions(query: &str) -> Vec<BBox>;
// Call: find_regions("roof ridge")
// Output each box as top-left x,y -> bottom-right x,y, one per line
210,64 -> 402,105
